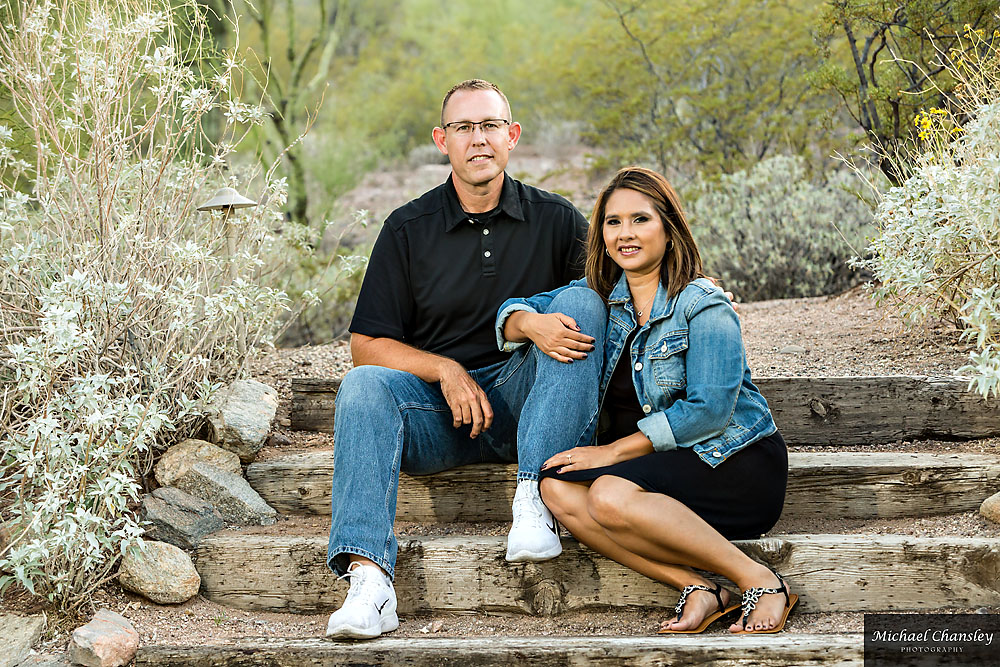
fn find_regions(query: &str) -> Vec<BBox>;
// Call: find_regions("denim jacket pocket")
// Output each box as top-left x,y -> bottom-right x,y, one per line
648,331 -> 688,390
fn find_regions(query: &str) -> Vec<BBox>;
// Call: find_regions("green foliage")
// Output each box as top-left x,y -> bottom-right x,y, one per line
551,0 -> 839,176
0,0 -> 295,613
318,0 -> 594,171
199,0 -> 386,226
688,155 -> 874,301
853,29 -> 1000,397
266,210 -> 370,347
813,0 -> 1000,184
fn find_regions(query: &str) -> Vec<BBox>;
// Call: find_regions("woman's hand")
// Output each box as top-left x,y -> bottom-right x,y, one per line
541,445 -> 619,474
508,311 -> 596,363
542,433 -> 655,474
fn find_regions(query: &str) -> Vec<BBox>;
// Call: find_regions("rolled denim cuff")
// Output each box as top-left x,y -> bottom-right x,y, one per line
495,303 -> 536,352
638,412 -> 678,452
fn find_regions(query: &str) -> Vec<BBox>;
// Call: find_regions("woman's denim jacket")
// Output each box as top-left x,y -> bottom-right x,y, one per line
495,275 -> 776,468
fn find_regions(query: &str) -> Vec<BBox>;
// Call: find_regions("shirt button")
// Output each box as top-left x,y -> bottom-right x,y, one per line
482,228 -> 490,236
642,404 -> 652,414
634,362 -> 643,371
484,251 -> 491,258
712,451 -> 722,458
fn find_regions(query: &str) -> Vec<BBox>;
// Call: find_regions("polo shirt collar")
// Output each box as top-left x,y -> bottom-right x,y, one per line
443,172 -> 525,232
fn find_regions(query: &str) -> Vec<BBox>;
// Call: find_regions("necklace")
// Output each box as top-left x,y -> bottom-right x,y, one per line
634,291 -> 656,318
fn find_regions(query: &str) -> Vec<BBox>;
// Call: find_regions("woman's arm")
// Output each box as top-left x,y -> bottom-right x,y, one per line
495,278 -> 593,359
541,431 -> 654,473
504,310 -> 595,363
638,288 -> 745,451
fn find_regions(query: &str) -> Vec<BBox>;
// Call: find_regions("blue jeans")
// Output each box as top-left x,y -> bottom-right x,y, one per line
327,287 -> 607,579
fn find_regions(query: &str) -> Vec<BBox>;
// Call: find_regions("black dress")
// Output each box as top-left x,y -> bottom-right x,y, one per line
540,330 -> 788,540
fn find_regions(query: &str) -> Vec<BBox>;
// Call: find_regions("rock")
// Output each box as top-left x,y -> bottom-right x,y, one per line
141,487 -> 225,550
980,491 -> 1000,524
173,462 -> 277,526
0,614 -> 45,667
67,609 -> 138,667
779,344 -> 808,354
118,541 -> 200,605
205,379 -> 278,463
155,439 -> 242,487
266,432 -> 292,448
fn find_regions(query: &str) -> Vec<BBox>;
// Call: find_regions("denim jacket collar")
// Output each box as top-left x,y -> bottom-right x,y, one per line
607,272 -> 681,322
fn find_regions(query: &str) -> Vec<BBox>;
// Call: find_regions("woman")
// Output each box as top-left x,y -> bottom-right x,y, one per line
496,166 -> 795,634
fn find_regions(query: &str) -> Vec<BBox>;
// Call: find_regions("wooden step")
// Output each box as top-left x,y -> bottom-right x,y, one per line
247,452 -> 1000,521
136,634 -> 864,666
291,375 -> 1000,445
194,533 -> 1000,614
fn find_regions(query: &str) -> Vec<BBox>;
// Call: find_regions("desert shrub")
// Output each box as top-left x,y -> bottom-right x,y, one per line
852,27 -> 1000,398
271,211 -> 371,347
0,0 -> 298,613
686,155 -> 874,302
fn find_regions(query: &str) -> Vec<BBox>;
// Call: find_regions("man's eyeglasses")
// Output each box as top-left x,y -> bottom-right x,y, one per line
443,119 -> 511,136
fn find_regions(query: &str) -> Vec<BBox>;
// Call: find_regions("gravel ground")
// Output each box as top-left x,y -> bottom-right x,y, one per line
8,287 -> 1000,657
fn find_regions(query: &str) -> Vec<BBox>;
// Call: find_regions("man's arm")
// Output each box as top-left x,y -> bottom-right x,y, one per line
350,333 -> 493,438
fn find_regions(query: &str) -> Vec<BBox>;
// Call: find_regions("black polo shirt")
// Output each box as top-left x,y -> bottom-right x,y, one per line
349,174 -> 588,370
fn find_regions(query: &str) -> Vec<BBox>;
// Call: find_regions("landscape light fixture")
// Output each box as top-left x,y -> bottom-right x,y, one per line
197,187 -> 258,281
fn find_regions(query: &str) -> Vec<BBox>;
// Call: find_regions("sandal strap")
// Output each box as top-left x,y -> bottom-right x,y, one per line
739,572 -> 790,630
674,583 -> 724,620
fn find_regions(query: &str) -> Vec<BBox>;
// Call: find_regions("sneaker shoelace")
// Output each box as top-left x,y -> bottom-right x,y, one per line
338,566 -> 385,607
512,489 -> 548,529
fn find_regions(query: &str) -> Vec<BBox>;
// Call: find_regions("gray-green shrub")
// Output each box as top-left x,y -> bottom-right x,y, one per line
687,155 -> 874,302
0,0 -> 294,613
853,28 -> 1000,398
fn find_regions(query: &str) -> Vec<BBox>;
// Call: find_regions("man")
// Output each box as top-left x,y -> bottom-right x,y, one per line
324,79 -> 607,639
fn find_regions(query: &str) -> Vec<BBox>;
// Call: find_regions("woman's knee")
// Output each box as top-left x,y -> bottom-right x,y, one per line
586,476 -> 636,529
540,477 -> 578,520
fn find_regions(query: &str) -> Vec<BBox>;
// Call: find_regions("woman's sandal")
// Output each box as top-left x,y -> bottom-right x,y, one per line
657,582 -> 740,634
732,570 -> 799,634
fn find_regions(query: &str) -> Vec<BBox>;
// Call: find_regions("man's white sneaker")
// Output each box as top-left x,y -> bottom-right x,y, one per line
505,479 -> 562,562
325,562 -> 399,639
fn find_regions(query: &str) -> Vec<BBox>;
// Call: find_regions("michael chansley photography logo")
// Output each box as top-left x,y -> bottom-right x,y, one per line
864,613 -> 1000,666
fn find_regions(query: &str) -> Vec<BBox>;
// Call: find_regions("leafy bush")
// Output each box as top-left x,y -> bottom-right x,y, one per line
852,27 -> 1000,398
686,155 -> 874,301
0,0 -> 296,613
272,212 -> 371,347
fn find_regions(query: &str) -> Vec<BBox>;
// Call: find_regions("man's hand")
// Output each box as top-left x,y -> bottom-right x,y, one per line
518,312 -> 596,363
705,276 -> 739,315
437,359 -> 493,438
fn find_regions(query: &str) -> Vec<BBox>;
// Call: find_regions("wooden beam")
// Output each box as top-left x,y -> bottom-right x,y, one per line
290,376 -> 1000,445
194,533 -> 1000,614
247,452 -> 1000,521
289,377 -> 340,433
136,635 -> 865,667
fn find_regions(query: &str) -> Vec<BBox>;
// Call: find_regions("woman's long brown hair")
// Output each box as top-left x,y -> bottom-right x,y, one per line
584,166 -> 704,301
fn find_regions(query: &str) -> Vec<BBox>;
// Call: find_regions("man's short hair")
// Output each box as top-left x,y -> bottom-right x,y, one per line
440,79 -> 512,126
